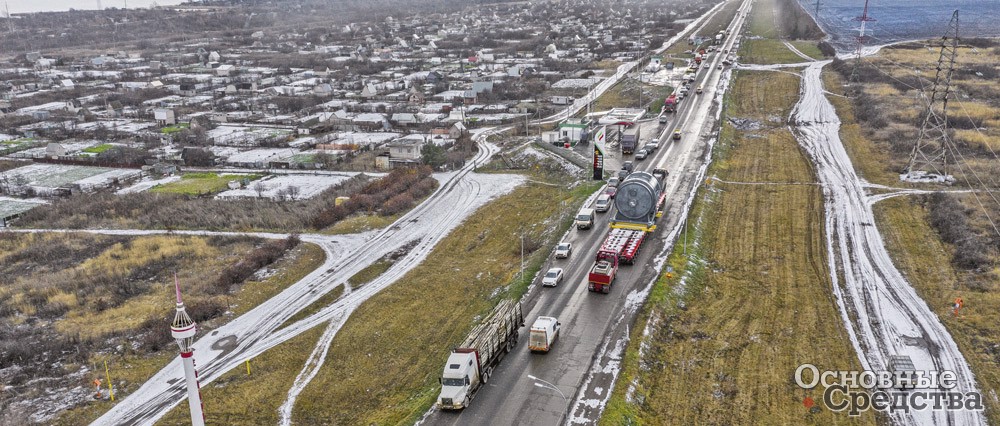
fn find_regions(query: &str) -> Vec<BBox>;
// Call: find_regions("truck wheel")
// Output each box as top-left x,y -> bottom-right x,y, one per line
463,395 -> 471,408
483,367 -> 493,383
603,285 -> 610,294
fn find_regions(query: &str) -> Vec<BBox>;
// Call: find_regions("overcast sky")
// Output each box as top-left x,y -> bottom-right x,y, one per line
6,0 -> 187,14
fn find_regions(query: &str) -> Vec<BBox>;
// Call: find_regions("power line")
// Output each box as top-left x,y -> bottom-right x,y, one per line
849,0 -> 876,84
904,10 -> 959,180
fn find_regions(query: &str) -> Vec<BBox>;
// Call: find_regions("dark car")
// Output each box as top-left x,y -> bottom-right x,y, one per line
621,161 -> 634,174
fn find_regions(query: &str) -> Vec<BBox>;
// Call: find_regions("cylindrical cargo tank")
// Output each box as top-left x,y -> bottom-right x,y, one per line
614,171 -> 662,221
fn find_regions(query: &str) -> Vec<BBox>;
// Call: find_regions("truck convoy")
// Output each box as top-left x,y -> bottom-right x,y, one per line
437,299 -> 524,410
588,168 -> 669,293
621,126 -> 640,154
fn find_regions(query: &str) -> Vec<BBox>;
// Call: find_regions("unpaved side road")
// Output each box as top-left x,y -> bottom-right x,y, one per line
791,60 -> 985,425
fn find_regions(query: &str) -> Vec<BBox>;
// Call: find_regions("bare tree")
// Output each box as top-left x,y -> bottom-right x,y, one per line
253,181 -> 267,198
286,185 -> 301,201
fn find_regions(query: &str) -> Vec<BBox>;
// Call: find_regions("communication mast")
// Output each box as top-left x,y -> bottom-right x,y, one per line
170,275 -> 206,426
849,0 -> 876,83
904,10 -> 960,182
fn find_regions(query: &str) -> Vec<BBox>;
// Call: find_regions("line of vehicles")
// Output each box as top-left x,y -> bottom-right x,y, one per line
436,164 -> 670,410
436,28 -> 726,409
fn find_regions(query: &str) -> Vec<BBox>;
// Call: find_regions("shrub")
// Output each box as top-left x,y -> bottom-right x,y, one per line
927,193 -> 993,271
212,235 -> 300,293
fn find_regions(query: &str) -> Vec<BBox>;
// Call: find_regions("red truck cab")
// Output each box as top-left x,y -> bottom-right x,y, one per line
588,251 -> 618,293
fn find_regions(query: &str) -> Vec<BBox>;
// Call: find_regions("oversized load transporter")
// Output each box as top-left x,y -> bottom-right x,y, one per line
588,168 -> 669,293
436,299 -> 524,410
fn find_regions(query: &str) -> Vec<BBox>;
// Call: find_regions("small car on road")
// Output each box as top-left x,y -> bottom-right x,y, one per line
673,129 -> 682,141
604,185 -> 618,199
635,148 -> 648,161
542,268 -> 564,287
555,242 -> 572,259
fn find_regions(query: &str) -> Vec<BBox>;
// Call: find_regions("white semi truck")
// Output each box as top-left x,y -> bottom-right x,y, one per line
436,299 -> 524,410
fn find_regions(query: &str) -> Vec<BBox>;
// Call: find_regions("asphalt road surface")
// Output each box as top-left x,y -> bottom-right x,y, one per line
424,1 -> 754,424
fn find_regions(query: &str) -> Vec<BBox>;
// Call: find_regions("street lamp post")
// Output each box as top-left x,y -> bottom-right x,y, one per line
528,374 -> 568,401
520,233 -> 525,287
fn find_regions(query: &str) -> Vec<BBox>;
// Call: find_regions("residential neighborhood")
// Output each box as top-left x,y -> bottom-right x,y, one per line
0,0 -> 718,225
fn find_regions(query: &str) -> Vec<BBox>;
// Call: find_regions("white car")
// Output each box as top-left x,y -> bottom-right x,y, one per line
542,268 -> 564,287
555,242 -> 572,259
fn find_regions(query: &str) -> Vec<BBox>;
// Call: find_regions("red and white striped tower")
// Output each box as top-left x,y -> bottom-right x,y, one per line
170,275 -> 206,426
849,0 -> 877,82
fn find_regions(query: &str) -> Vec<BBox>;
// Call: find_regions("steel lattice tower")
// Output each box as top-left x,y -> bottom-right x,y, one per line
904,10 -> 960,180
849,0 -> 876,83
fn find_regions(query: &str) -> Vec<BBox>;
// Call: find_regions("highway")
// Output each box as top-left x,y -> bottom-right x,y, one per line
423,1 -> 755,424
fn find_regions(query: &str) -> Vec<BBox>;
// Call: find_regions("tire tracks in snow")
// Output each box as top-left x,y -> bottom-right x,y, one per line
91,129 -> 526,426
789,60 -> 985,425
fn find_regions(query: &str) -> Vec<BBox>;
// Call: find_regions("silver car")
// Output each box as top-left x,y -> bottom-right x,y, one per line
542,268 -> 564,287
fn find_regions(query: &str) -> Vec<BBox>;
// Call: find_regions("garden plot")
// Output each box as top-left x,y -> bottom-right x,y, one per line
328,132 -> 400,149
1,163 -> 142,194
215,174 -> 351,200
116,175 -> 183,194
208,125 -> 294,146
222,148 -> 300,167
75,119 -> 155,133
9,140 -> 97,158
0,197 -> 47,224
552,77 -> 604,89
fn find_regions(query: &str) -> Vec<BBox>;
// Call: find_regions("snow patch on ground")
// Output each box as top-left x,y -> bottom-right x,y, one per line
517,145 -> 582,175
215,174 -> 352,200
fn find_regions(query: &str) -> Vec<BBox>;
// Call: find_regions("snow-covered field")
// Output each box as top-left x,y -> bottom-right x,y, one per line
207,125 -> 294,146
1,163 -> 142,193
0,197 -> 47,223
215,174 -> 351,200
551,78 -> 604,89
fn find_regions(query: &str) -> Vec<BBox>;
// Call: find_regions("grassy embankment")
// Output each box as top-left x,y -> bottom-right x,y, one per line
49,238 -> 325,425
824,66 -> 1000,423
739,0 -> 824,65
283,178 -> 601,425
600,67 -> 875,424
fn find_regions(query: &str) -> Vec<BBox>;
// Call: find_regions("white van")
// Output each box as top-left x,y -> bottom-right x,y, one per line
594,194 -> 612,212
575,208 -> 595,229
529,316 -> 560,353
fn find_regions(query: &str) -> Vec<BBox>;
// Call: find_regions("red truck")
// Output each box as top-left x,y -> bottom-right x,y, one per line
664,94 -> 677,113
